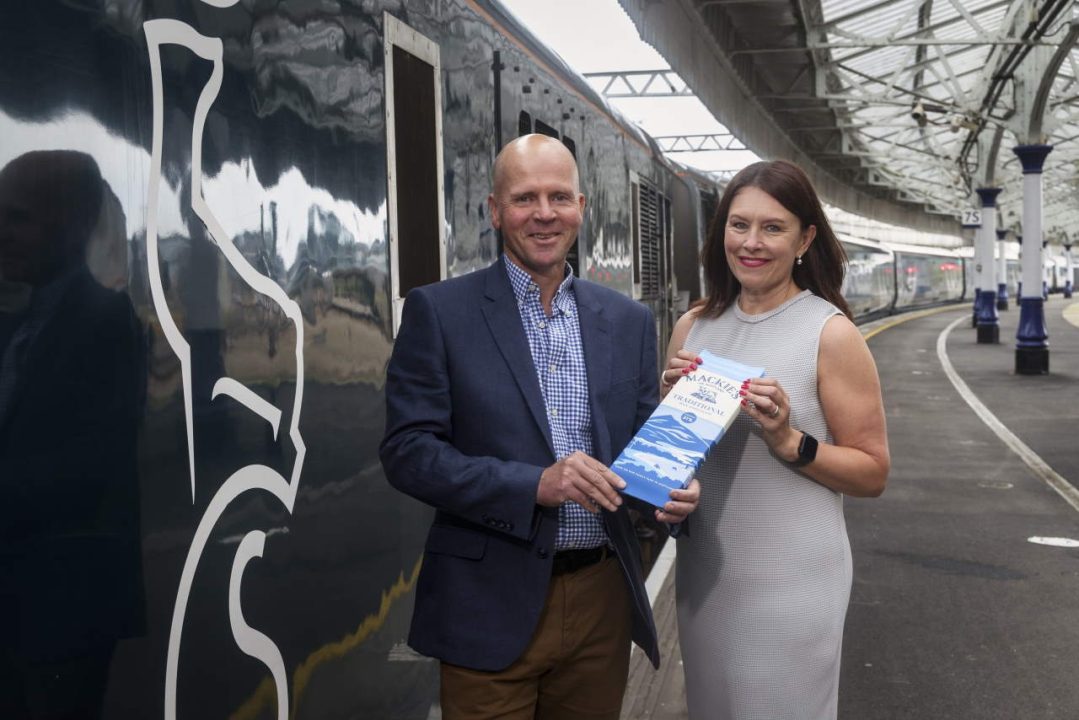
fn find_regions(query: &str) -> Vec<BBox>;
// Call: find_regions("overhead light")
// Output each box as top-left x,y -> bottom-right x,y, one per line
911,101 -> 927,128
948,114 -> 980,133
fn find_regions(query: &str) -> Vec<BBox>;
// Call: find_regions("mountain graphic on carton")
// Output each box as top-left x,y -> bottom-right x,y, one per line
634,413 -> 710,455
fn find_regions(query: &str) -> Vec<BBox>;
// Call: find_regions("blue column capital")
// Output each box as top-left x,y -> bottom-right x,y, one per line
975,187 -> 1002,207
1012,144 -> 1053,174
996,229 -> 1008,240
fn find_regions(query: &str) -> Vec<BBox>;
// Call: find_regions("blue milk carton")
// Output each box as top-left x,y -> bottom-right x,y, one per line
612,350 -> 764,509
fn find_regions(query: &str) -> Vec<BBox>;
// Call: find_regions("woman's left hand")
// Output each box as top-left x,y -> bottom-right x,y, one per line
740,377 -> 793,444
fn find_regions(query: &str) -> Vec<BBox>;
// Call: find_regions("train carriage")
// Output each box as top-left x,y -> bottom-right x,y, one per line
0,2 -> 970,719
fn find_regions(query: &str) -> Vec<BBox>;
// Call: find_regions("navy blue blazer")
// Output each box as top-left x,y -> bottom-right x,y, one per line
380,258 -> 661,671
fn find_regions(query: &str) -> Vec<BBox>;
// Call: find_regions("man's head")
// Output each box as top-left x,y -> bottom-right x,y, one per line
0,150 -> 103,286
488,134 -> 585,283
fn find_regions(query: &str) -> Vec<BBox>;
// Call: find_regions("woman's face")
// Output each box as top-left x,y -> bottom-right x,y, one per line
723,185 -> 815,295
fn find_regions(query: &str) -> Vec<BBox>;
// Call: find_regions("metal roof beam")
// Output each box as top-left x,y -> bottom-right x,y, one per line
582,70 -> 694,97
817,0 -> 899,31
823,0 -> 1012,66
652,133 -> 747,151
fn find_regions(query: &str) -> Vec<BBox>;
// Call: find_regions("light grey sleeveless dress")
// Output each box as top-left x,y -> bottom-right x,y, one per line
677,290 -> 850,720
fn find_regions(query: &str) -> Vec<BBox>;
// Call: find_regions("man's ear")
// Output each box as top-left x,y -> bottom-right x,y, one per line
487,194 -> 500,230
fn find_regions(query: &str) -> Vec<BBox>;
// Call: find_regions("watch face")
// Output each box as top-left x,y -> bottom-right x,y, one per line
798,433 -> 818,465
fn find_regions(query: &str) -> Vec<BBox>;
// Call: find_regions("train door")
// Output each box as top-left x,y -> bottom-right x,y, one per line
384,13 -> 446,336
631,172 -> 673,363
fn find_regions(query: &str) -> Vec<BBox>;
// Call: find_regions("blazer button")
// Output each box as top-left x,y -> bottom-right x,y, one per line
536,547 -> 549,559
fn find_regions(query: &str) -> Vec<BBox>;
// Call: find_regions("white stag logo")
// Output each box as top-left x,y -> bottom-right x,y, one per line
144,11 -> 306,720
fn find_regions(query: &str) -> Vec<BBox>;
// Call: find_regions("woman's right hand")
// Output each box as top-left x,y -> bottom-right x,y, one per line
661,349 -> 702,396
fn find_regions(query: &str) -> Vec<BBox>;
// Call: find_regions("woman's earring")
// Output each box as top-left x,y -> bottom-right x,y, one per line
796,255 -> 803,266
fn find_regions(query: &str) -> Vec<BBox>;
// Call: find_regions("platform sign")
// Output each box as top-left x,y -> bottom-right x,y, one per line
961,208 -> 982,228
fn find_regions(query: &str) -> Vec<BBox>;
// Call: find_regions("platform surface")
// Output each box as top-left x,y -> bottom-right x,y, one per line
622,297 -> 1079,720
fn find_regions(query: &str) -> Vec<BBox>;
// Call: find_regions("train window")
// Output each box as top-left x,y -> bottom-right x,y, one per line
518,111 -> 532,137
384,13 -> 446,336
534,119 -> 559,139
633,178 -> 665,300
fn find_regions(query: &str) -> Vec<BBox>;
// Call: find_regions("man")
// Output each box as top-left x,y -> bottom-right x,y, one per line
0,151 -> 144,719
380,134 -> 699,719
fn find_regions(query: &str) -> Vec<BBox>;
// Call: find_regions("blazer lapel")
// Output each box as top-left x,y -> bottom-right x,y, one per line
575,281 -> 613,465
480,262 -> 555,457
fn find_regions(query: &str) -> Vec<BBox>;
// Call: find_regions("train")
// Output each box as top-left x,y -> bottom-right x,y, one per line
0,1 -> 988,719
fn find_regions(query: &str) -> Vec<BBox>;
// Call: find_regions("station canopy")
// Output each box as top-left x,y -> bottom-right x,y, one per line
610,0 -> 1079,242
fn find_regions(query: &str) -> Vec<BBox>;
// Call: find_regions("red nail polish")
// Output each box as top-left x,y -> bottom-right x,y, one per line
695,357 -> 703,364
689,364 -> 697,371
682,368 -> 690,375
739,389 -> 746,396
740,399 -> 747,407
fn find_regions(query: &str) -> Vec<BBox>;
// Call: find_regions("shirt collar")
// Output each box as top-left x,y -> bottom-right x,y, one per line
503,255 -> 576,315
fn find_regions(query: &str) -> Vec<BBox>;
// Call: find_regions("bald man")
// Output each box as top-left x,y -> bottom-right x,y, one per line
0,151 -> 144,719
380,135 -> 698,719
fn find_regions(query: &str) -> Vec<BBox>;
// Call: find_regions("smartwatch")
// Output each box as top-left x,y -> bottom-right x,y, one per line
794,432 -> 818,466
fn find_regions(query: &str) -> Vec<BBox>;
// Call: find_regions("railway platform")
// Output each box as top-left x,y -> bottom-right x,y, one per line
622,296 -> 1079,720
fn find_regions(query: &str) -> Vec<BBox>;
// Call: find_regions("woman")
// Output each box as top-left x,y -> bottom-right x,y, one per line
663,160 -> 889,719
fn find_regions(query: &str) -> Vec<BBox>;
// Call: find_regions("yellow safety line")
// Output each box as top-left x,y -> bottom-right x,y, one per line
862,304 -> 967,341
229,554 -> 424,720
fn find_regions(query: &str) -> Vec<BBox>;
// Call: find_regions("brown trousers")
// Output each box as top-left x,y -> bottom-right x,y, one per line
440,556 -> 633,720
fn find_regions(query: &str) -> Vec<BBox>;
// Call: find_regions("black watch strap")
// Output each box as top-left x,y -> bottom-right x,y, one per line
794,432 -> 818,466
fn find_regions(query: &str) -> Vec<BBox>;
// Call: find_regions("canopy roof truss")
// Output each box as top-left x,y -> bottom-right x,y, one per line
807,0 -> 1079,239
617,0 -> 1079,241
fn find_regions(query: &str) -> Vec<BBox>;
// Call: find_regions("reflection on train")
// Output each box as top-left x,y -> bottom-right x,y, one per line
833,237 -> 965,322
0,1 -> 977,719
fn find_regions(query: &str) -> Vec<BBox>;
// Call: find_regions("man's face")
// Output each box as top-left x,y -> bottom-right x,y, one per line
0,169 -> 57,285
488,141 -> 585,281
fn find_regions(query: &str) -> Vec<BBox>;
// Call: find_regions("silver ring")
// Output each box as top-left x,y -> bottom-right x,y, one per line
747,400 -> 756,411
769,404 -> 780,418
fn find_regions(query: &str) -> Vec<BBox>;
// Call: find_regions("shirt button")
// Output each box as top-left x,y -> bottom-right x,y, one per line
551,408 -> 559,417
548,364 -> 556,373
538,321 -> 546,329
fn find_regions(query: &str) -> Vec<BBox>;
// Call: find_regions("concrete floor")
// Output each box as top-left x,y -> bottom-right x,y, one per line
622,297 -> 1079,720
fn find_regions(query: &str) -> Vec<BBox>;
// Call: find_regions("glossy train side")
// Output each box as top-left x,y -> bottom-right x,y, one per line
0,2 -> 970,719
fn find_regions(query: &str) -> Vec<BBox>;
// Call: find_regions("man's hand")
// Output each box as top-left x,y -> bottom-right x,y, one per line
537,451 -> 625,514
655,478 -> 700,524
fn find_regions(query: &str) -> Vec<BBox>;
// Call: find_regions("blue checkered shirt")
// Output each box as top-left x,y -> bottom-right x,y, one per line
504,256 -> 607,551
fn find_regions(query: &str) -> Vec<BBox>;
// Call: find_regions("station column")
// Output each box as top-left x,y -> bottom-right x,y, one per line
974,187 -> 1002,343
1012,144 -> 1053,374
996,228 -> 1009,310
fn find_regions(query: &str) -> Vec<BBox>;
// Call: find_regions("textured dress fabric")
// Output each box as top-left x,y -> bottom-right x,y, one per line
676,290 -> 850,720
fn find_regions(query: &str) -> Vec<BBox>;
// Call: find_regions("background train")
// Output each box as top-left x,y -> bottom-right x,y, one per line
0,1 -> 988,719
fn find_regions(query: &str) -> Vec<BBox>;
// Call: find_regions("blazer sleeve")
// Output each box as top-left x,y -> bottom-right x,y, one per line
379,287 -> 541,541
634,303 -> 659,435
